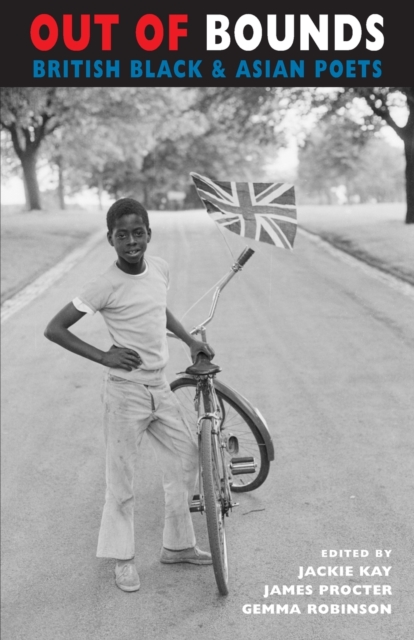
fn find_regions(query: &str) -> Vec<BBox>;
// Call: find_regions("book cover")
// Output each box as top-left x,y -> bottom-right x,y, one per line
1,2 -> 413,639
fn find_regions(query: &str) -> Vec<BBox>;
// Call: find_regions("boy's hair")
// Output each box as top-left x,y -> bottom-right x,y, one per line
106,198 -> 150,233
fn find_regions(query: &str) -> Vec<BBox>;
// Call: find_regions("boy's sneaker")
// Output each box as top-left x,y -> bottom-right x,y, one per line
114,560 -> 140,592
160,546 -> 212,565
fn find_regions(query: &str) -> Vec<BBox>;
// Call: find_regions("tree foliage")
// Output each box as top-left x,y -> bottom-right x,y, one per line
1,88 -> 64,208
305,87 -> 414,222
2,86 -> 412,222
297,114 -> 405,204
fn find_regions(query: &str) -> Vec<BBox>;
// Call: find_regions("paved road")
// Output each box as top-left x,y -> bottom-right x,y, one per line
2,211 -> 414,640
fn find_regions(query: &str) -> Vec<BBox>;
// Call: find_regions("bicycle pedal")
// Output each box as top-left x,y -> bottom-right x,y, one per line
230,456 -> 257,475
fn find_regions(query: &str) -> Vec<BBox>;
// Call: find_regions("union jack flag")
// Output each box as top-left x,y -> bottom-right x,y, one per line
190,172 -> 297,250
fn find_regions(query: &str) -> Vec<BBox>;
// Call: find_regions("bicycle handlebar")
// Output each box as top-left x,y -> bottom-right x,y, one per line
234,247 -> 255,268
191,246 -> 255,336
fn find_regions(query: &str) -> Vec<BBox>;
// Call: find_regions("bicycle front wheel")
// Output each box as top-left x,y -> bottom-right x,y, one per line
201,418 -> 229,596
171,377 -> 270,492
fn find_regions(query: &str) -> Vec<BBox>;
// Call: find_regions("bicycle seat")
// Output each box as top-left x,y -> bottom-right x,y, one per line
185,353 -> 221,376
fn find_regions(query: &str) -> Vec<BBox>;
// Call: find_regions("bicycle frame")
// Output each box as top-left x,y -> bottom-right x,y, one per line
170,246 -> 274,463
192,375 -> 237,515
171,244 -> 274,486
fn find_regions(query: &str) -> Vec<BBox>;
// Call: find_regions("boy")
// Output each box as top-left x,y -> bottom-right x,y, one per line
44,198 -> 215,592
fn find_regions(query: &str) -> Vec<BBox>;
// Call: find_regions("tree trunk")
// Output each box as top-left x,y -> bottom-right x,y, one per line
404,134 -> 414,224
142,181 -> 149,209
21,151 -> 41,210
22,173 -> 30,211
97,173 -> 103,210
57,156 -> 66,210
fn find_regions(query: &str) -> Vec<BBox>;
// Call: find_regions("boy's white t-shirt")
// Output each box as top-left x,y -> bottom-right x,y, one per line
73,255 -> 170,385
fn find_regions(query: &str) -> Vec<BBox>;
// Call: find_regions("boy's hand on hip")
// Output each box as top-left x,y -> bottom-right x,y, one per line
189,339 -> 215,362
102,345 -> 142,371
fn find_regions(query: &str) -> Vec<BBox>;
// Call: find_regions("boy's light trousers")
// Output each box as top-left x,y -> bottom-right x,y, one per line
96,373 -> 198,559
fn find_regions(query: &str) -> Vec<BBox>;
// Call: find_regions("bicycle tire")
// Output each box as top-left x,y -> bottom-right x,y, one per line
171,377 -> 270,492
200,418 -> 229,596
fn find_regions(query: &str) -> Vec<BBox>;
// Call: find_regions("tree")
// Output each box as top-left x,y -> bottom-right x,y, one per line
0,129 -> 21,182
45,87 -> 203,209
36,87 -> 156,210
309,88 -> 414,223
206,87 -> 414,223
351,138 -> 405,203
297,113 -> 404,204
1,87 -> 200,210
137,87 -> 288,208
59,86 -> 272,208
297,115 -> 369,202
0,88 -> 63,209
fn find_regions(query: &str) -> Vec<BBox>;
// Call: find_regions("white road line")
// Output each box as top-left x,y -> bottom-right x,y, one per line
1,230 -> 106,324
299,228 -> 414,301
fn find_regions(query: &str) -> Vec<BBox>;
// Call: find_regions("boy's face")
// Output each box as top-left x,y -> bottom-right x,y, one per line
108,213 -> 151,273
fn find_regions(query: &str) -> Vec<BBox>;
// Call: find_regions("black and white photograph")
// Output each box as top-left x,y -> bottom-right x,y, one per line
1,3 -> 414,640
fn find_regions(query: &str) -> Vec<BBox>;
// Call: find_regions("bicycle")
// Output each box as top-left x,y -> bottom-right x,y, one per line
168,247 -> 275,595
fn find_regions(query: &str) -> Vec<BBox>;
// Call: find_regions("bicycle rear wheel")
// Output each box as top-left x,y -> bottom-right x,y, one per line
201,418 -> 229,596
171,377 -> 270,492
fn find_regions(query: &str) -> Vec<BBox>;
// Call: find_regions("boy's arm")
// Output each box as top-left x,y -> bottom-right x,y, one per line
166,308 -> 215,361
44,302 -> 142,371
